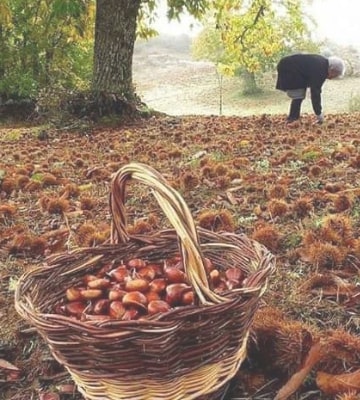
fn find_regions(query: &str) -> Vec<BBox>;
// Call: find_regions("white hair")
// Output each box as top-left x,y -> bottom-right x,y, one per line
328,56 -> 346,78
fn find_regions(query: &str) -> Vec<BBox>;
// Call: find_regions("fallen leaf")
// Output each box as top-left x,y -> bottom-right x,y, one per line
57,383 -> 77,394
274,341 -> 322,400
0,359 -> 21,381
39,392 -> 60,400
316,369 -> 360,395
226,191 -> 238,205
0,359 -> 19,371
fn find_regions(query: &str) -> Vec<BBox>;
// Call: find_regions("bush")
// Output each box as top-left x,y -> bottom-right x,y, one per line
0,71 -> 38,101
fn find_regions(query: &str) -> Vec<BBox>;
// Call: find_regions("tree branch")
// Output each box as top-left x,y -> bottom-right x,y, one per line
236,4 -> 266,49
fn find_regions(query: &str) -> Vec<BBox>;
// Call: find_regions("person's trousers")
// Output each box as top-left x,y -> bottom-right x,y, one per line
286,89 -> 306,121
288,99 -> 303,121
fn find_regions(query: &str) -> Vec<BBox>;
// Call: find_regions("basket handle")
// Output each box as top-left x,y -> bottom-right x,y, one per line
109,162 -> 227,305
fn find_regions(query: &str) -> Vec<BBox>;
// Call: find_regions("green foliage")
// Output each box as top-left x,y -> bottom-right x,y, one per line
166,0 -> 209,20
0,0 -> 209,101
0,70 -> 38,99
137,1 -> 159,39
191,24 -> 227,64
192,0 -> 319,77
0,0 -> 95,100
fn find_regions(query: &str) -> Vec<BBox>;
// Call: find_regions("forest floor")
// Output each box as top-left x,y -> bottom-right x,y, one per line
1,110 -> 360,399
1,38 -> 360,400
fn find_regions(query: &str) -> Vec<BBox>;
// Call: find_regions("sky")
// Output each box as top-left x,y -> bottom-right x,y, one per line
153,0 -> 360,48
308,0 -> 360,48
152,2 -> 201,36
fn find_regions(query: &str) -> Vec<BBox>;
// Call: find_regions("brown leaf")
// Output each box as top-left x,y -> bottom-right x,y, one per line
274,341 -> 322,400
0,359 -> 19,371
39,392 -> 60,400
225,190 -> 238,205
57,383 -> 77,394
0,359 -> 21,382
316,369 -> 360,395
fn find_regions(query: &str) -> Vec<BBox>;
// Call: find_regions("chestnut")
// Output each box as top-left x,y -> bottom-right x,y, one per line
108,288 -> 127,301
109,301 -> 126,319
145,290 -> 161,302
203,257 -> 214,272
146,263 -> 163,277
80,289 -> 103,300
149,278 -> 167,293
181,290 -> 195,306
65,287 -> 83,302
83,274 -> 98,285
209,269 -> 221,285
127,258 -> 146,269
137,266 -> 156,281
122,308 -> 140,321
164,267 -> 186,284
96,263 -> 113,277
65,301 -> 87,317
226,280 -> 242,290
225,267 -> 244,289
125,278 -> 149,293
109,267 -> 129,283
225,268 -> 243,282
214,281 -> 227,293
87,278 -> 111,289
165,255 -> 182,268
122,291 -> 147,311
93,299 -> 110,314
165,283 -> 192,307
148,300 -> 171,315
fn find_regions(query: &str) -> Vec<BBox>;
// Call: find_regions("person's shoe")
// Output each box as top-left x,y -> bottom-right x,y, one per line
285,118 -> 300,126
285,117 -> 299,125
285,118 -> 301,129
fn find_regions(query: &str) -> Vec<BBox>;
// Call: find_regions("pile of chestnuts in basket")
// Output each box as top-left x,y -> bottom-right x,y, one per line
54,256 -> 246,322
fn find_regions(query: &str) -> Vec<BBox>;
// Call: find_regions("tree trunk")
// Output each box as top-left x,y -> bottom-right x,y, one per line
92,0 -> 141,100
242,70 -> 262,95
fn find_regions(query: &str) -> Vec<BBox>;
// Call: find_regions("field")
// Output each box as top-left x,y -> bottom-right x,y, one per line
1,41 -> 360,400
133,39 -> 360,117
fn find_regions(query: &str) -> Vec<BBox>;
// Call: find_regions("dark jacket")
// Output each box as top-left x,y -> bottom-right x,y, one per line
276,54 -> 329,115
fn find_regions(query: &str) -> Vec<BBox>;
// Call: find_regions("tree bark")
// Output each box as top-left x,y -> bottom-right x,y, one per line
92,0 -> 141,99
242,70 -> 261,95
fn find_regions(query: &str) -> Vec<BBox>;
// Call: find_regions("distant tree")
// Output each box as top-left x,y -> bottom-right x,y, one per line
192,0 -> 319,94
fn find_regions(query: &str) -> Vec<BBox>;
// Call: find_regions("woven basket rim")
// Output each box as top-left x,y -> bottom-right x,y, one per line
15,162 -> 275,333
15,227 -> 273,332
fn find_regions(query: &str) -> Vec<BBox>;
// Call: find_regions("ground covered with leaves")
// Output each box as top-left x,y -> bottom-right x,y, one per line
1,112 -> 360,400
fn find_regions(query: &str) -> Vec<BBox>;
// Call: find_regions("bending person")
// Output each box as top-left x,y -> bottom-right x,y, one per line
276,53 -> 345,124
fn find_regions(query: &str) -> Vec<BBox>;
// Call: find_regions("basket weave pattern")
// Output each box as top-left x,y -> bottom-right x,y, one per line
15,163 -> 275,400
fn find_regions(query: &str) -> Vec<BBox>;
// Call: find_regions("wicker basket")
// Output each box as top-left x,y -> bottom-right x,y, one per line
15,162 -> 275,400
